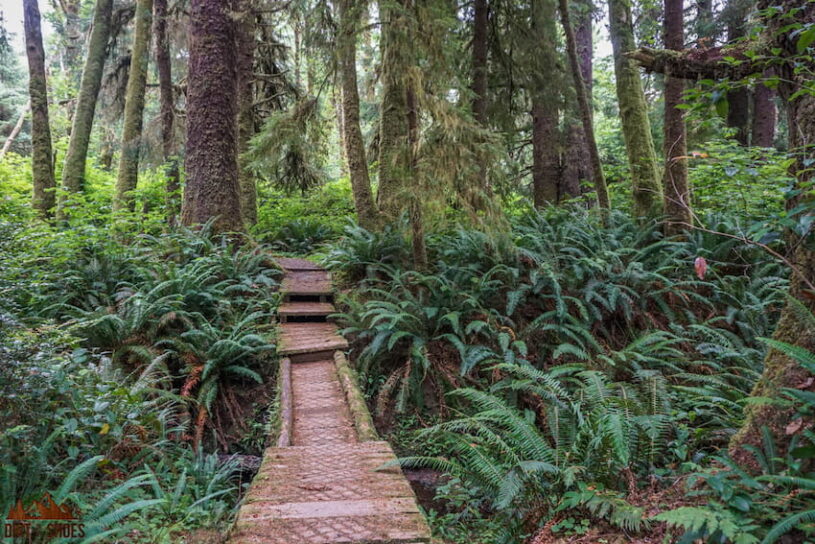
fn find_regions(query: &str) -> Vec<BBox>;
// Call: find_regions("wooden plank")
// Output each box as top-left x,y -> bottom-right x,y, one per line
278,302 -> 335,317
278,323 -> 348,355
239,498 -> 419,520
281,271 -> 333,296
276,358 -> 292,447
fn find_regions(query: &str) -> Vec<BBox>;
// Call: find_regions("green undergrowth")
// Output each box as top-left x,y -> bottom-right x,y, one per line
1,216 -> 282,543
326,207 -> 814,543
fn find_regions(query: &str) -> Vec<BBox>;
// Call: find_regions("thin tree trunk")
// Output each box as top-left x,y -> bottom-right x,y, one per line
377,0 -> 412,221
752,73 -> 776,147
60,0 -> 114,203
608,0 -> 662,217
470,0 -> 489,193
569,0 -> 593,199
406,84 -> 426,269
662,0 -> 691,235
24,0 -> 56,218
114,0 -> 154,212
0,103 -> 29,161
236,0 -> 258,227
181,0 -> 243,233
562,124 -> 584,198
338,0 -> 378,229
531,96 -> 560,207
154,0 -> 180,224
557,0 -> 610,210
61,0 -> 83,76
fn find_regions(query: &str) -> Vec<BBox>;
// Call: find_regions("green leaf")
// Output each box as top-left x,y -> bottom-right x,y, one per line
797,26 -> 815,53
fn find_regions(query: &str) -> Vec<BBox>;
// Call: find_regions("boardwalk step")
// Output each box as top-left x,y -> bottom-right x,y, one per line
279,302 -> 335,319
232,443 -> 431,543
230,258 -> 431,544
282,271 -> 333,297
278,323 -> 348,356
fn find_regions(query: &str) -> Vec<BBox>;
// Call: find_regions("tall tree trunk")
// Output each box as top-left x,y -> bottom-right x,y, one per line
60,0 -> 83,78
60,0 -> 114,204
608,0 -> 662,217
236,0 -> 258,227
726,16 -> 750,145
531,97 -> 560,207
24,0 -> 56,218
560,0 -> 594,198
562,124 -> 585,197
752,73 -> 776,147
470,0 -> 490,193
730,0 -> 815,465
557,0 -> 610,210
406,84 -> 426,268
338,0 -> 378,229
154,0 -> 180,224
181,0 -> 243,233
114,0 -> 154,212
377,0 -> 412,221
662,0 -> 691,235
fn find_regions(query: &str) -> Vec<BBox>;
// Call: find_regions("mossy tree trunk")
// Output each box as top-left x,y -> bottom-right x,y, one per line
558,0 -> 610,210
23,0 -> 56,218
377,0 -> 412,222
469,0 -> 490,194
561,0 -> 592,200
59,0 -> 113,208
730,0 -> 815,465
608,0 -> 662,218
114,0 -> 153,212
181,0 -> 243,234
153,0 -> 180,224
338,0 -> 378,230
236,0 -> 258,228
662,0 -> 691,235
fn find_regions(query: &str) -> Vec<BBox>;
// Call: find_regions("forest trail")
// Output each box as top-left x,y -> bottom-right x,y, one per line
227,258 -> 432,544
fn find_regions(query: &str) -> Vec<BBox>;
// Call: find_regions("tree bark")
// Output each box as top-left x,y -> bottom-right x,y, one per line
406,84 -> 426,269
729,0 -> 815,465
154,0 -> 180,224
562,0 -> 593,200
60,0 -> 114,202
725,14 -> 750,145
608,0 -> 662,218
236,0 -> 258,227
181,0 -> 243,233
531,97 -> 560,207
470,0 -> 490,193
377,0 -> 412,221
0,104 -> 29,161
557,0 -> 610,210
114,0 -> 154,212
662,0 -> 692,235
24,0 -> 56,218
751,73 -> 776,147
338,0 -> 378,229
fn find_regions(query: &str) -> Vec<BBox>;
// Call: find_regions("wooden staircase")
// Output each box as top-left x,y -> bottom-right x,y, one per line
227,257 -> 432,544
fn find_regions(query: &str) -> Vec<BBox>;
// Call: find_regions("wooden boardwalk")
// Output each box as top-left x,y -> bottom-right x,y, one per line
228,258 -> 431,544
